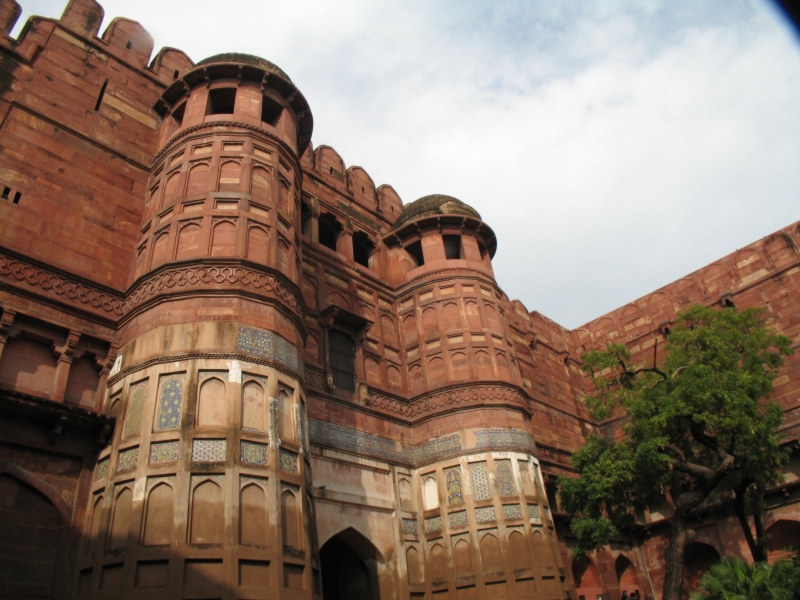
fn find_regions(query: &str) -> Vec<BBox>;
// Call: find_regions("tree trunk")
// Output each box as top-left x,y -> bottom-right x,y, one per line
734,481 -> 768,563
662,509 -> 691,600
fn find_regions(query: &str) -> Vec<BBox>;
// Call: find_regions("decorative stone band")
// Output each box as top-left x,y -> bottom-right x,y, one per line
126,264 -> 302,317
0,251 -> 124,317
536,444 -> 573,467
0,251 -> 303,321
308,418 -> 540,468
366,384 -> 531,421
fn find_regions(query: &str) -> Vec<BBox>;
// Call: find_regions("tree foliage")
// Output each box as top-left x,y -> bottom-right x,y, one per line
558,305 -> 792,599
689,555 -> 800,600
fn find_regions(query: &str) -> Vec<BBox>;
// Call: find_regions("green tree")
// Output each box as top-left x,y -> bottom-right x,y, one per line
689,556 -> 800,600
559,305 -> 792,600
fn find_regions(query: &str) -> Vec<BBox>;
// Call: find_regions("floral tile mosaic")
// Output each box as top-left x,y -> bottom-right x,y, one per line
156,377 -> 183,430
279,448 -> 298,473
402,518 -> 418,535
496,461 -> 516,497
413,434 -> 462,466
95,458 -> 109,481
117,447 -> 139,472
236,326 -> 304,375
446,469 -> 464,506
475,506 -> 497,523
470,463 -> 491,501
502,504 -> 522,520
124,384 -> 147,437
449,510 -> 468,529
424,516 -> 442,533
150,441 -> 179,463
308,418 -> 411,464
241,441 -> 268,466
192,439 -> 226,462
243,374 -> 268,387
528,505 -> 542,525
474,428 -> 536,453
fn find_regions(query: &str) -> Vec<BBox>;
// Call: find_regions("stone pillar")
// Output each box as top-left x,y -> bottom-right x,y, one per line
337,228 -> 354,262
51,330 -> 80,403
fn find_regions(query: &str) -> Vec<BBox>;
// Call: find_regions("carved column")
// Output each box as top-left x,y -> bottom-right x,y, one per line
51,330 -> 80,403
0,308 -> 16,361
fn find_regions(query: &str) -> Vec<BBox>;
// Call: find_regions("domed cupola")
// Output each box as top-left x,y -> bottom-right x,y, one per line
383,194 -> 497,282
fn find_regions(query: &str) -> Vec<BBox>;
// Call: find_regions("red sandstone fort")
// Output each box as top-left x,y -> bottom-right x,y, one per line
0,1 -> 797,599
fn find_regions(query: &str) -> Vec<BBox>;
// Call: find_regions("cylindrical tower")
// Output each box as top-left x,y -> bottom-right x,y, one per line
381,195 -> 568,599
77,54 -> 320,599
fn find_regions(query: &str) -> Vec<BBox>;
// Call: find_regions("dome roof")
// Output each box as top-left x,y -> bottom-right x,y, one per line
195,53 -> 291,82
392,194 -> 481,230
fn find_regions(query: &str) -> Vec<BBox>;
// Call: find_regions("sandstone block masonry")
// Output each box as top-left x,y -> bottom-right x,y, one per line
0,1 -> 797,599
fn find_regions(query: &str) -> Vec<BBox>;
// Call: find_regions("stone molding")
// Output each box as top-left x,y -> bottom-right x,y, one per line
0,250 -> 303,321
536,444 -> 573,467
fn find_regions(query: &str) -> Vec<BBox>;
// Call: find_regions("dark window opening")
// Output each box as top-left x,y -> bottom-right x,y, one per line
206,88 -> 237,115
328,329 -> 356,393
723,298 -> 735,308
261,95 -> 283,126
94,78 -> 108,112
125,41 -> 132,50
301,201 -> 313,238
318,213 -> 343,252
663,327 -> 671,338
329,167 -> 345,183
443,234 -> 462,260
1,187 -> 9,200
545,481 -> 559,513
12,191 -> 21,204
478,241 -> 489,261
171,102 -> 186,127
405,240 -> 424,267
352,231 -> 375,269
173,69 -> 179,80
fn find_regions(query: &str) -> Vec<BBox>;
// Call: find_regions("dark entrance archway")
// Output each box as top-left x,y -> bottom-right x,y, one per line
320,528 -> 380,600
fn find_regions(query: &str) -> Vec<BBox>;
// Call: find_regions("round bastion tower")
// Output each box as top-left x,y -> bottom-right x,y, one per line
78,54 -> 321,599
379,195 -> 568,599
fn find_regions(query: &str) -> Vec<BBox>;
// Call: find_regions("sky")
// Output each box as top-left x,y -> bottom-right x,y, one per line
11,1 -> 800,329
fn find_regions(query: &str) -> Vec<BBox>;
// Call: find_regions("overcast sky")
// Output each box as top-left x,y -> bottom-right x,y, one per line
13,1 -> 800,328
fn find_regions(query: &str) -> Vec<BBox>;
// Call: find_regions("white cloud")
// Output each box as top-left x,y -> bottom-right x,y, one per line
12,0 -> 800,327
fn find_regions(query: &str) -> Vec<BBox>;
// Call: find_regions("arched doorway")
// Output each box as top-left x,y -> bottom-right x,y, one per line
616,554 -> 641,596
682,542 -> 720,599
573,554 -> 603,600
320,528 -> 380,600
766,519 -> 800,563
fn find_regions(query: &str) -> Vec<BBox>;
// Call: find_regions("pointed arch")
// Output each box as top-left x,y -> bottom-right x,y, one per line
480,533 -> 503,574
186,162 -> 209,195
246,225 -> 269,262
197,376 -> 227,427
210,219 -> 236,256
142,482 -> 174,546
508,530 -> 530,571
241,380 -> 266,433
453,539 -> 473,577
240,483 -> 268,546
175,221 -> 203,260
281,489 -> 301,548
423,476 -> 439,510
218,160 -> 241,191
190,479 -> 223,544
108,486 -> 133,550
406,546 -> 423,584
